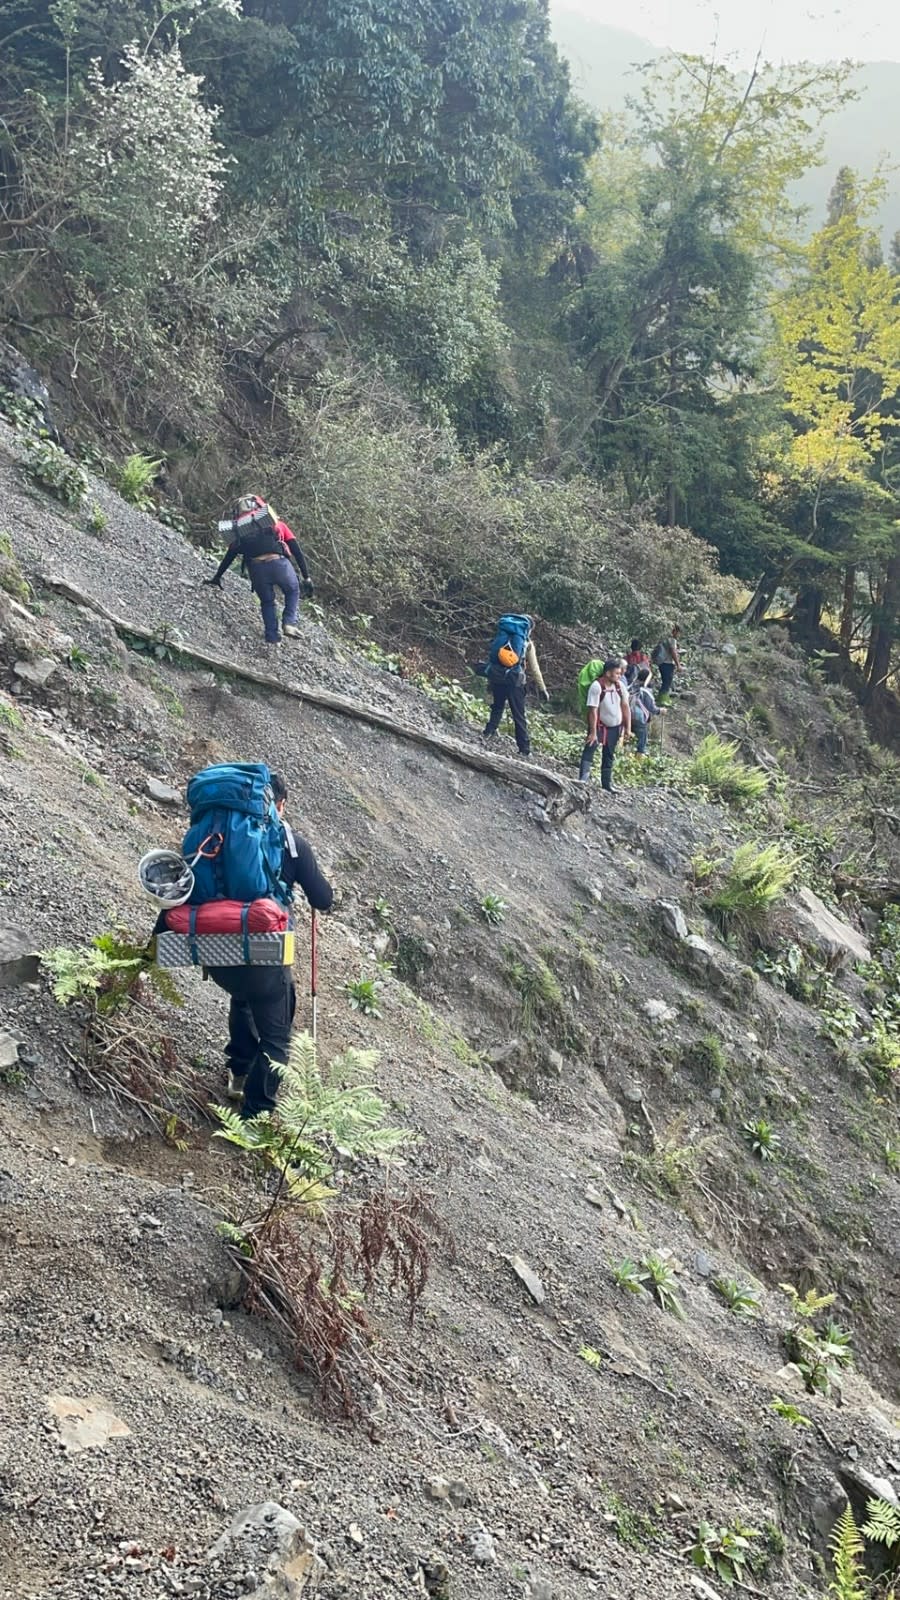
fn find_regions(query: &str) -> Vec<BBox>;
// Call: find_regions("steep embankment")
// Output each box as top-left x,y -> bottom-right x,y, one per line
0,423 -> 898,1600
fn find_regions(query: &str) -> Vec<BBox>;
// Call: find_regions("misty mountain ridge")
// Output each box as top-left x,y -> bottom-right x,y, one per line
550,6 -> 900,238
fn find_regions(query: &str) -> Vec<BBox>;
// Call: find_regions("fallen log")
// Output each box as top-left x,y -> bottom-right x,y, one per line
43,574 -> 584,820
832,871 -> 900,913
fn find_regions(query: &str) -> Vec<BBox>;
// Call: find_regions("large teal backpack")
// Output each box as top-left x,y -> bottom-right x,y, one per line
182,762 -> 291,906
488,613 -> 531,678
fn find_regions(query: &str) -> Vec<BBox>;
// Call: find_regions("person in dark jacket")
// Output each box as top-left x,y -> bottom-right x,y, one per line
204,495 -> 314,647
209,772 -> 333,1116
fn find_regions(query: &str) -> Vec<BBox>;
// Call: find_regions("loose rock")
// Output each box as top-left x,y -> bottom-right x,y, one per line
0,922 -> 40,989
509,1254 -> 545,1305
13,656 -> 57,688
206,1501 -> 324,1595
147,777 -> 183,805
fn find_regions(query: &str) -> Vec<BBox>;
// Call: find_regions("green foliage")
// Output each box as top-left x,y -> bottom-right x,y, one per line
782,1281 -> 853,1396
770,1396 -> 812,1427
373,897 -> 393,926
706,843 -> 796,933
41,932 -> 181,1014
742,1118 -> 782,1161
0,389 -> 45,430
86,502 -> 108,534
67,645 -> 89,671
345,976 -> 382,1017
23,437 -> 88,507
213,1032 -> 412,1212
578,1345 -> 603,1369
829,1505 -> 867,1600
0,699 -> 24,731
480,893 -> 507,927
614,1252 -> 684,1318
691,1520 -> 761,1589
862,1498 -> 900,1552
116,453 -> 163,509
688,735 -> 769,804
712,1276 -> 761,1317
504,950 -> 563,1031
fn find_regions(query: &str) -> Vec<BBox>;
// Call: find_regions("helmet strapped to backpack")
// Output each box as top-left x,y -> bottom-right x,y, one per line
182,762 -> 291,906
488,613 -> 531,678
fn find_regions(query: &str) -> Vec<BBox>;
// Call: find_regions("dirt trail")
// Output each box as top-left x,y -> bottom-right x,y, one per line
0,422 -> 898,1599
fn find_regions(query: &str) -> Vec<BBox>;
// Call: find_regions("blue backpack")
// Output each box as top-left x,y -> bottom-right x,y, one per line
488,613 -> 531,678
182,763 -> 291,906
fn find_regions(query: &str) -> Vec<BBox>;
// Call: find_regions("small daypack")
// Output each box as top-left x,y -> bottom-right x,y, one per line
629,683 -> 649,724
576,659 -> 606,717
488,613 -> 531,678
651,641 -> 667,666
182,762 -> 291,906
234,501 -> 282,561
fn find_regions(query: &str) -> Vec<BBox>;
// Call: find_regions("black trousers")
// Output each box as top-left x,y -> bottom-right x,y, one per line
208,965 -> 296,1116
658,661 -> 675,696
579,723 -> 621,788
483,677 -> 529,754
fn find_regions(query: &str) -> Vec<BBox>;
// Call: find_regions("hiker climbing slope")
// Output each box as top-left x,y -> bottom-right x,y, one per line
578,657 -> 631,789
481,613 -> 549,757
652,624 -> 681,704
205,494 -> 314,647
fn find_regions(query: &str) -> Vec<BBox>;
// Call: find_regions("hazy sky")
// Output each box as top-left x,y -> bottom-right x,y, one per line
554,0 -> 900,65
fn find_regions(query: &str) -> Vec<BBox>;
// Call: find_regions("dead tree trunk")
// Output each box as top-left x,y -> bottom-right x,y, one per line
43,575 -> 584,821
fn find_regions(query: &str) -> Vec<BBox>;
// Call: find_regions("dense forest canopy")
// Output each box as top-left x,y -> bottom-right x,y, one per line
1,0 -> 899,705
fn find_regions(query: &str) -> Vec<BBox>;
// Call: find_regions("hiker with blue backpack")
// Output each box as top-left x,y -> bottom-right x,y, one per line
142,763 -> 332,1118
629,665 -> 662,755
480,613 -> 549,757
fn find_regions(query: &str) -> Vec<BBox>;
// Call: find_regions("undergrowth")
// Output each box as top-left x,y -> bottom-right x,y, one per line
705,843 -> 796,936
688,734 -> 768,804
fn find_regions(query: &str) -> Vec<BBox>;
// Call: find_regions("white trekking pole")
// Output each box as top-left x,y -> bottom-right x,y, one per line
310,909 -> 318,1043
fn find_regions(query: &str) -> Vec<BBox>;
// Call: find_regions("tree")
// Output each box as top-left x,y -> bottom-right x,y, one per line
564,53 -> 852,526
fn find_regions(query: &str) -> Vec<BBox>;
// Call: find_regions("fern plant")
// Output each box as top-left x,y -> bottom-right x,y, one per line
863,1497 -> 900,1555
829,1505 -> 867,1600
116,452 -> 163,508
213,1032 -> 413,1216
706,843 -> 796,933
687,734 -> 769,804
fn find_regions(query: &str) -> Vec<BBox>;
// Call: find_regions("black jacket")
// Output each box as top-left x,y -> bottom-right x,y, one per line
281,824 -> 333,911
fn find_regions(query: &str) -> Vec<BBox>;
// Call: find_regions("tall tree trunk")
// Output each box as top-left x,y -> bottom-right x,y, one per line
742,568 -> 782,625
865,551 -> 900,704
792,583 -> 824,643
839,566 -> 855,654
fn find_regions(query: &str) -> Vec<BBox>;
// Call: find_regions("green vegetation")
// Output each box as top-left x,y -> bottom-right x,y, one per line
613,1252 -> 684,1318
23,436 -> 88,507
86,502 -> 108,534
116,452 -> 163,509
345,977 -> 383,1018
712,1277 -> 761,1318
479,893 -> 508,927
41,932 -> 180,1013
687,735 -> 768,804
742,1118 -> 782,1161
690,1520 -> 761,1589
213,1032 -> 413,1212
578,1345 -> 603,1370
781,1282 -> 854,1396
504,950 -> 564,1031
770,1397 -> 812,1427
706,844 -> 796,935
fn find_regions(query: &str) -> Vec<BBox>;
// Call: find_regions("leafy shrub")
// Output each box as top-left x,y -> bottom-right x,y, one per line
712,1276 -> 760,1317
86,502 -> 108,534
24,437 -> 88,507
691,1520 -> 760,1589
781,1282 -> 853,1396
116,452 -> 163,508
480,892 -> 507,926
613,1252 -> 684,1317
770,1396 -> 811,1427
687,735 -> 768,803
504,950 -> 563,1030
742,1117 -> 781,1160
706,843 -> 796,934
346,976 -> 382,1017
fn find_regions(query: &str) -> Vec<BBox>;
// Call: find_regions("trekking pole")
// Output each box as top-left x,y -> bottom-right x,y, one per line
310,908 -> 318,1043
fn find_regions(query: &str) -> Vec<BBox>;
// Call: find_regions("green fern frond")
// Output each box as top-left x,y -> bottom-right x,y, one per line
863,1497 -> 900,1549
829,1505 -> 867,1600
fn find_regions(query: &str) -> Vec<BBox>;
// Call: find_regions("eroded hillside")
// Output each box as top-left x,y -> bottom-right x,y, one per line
0,423 -> 898,1600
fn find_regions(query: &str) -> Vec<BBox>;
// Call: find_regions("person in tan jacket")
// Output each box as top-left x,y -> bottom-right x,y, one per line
482,614 -> 549,756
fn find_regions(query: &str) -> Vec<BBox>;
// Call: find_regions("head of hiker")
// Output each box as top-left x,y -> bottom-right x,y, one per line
603,657 -> 621,682
271,771 -> 287,816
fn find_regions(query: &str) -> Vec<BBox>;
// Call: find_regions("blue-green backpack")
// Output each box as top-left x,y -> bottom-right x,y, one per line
182,762 -> 290,906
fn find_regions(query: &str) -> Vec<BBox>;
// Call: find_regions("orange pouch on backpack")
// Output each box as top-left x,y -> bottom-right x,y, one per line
498,644 -> 519,668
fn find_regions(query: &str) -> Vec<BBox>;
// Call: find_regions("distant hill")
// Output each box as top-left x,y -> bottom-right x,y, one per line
550,5 -> 900,241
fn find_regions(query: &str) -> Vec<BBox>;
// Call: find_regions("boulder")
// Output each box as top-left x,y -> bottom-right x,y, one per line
13,657 -> 57,689
146,778 -> 183,806
642,998 -> 677,1025
206,1502 -> 324,1596
790,886 -> 870,967
509,1254 -> 545,1305
0,923 -> 39,989
653,899 -> 689,941
0,1033 -> 19,1071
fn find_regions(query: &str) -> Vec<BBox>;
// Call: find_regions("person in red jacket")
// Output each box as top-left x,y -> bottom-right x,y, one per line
204,495 -> 314,647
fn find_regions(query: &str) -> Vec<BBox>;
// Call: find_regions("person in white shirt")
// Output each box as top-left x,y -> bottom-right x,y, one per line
578,658 -> 631,789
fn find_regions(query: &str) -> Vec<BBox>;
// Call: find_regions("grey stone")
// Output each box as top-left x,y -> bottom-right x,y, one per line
147,778 -> 182,805
527,1581 -> 554,1600
0,1033 -> 19,1071
642,998 -> 677,1025
0,924 -> 39,990
839,1464 -> 899,1510
654,899 -> 689,941
447,1479 -> 470,1509
720,641 -> 738,658
693,1251 -> 715,1278
13,657 -> 57,688
488,1040 -> 521,1066
791,886 -> 870,967
468,1528 -> 497,1565
583,1185 -> 604,1209
622,1083 -> 644,1105
423,1477 -> 450,1502
509,1254 -> 545,1305
206,1502 -> 324,1596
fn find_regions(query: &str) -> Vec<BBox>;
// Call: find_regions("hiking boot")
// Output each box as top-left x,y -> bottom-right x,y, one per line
226,1070 -> 247,1103
282,623 -> 301,638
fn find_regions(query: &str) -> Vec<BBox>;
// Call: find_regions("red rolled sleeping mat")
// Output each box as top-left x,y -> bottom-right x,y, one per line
164,898 -> 290,934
